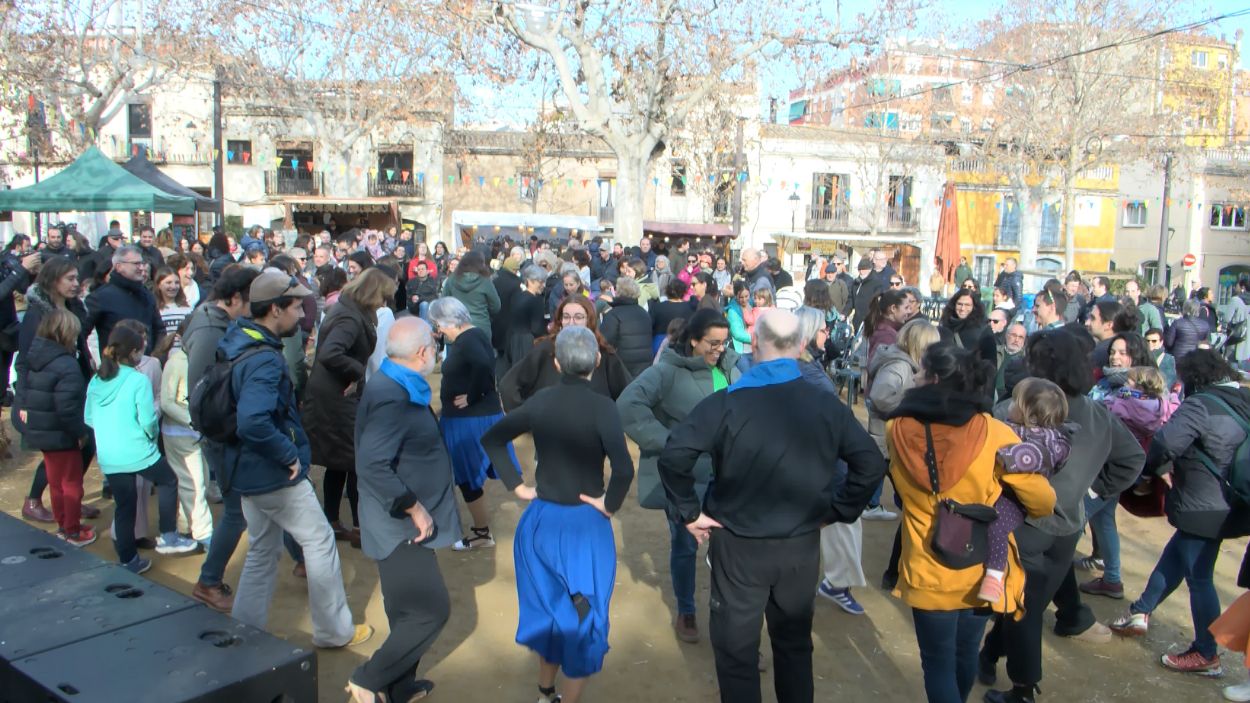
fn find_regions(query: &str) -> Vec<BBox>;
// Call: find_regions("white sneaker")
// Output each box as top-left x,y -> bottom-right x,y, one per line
156,533 -> 201,555
1224,681 -> 1250,702
451,527 -> 494,551
861,505 -> 898,521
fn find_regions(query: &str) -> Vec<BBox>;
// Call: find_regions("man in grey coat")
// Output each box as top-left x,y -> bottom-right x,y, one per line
346,317 -> 459,702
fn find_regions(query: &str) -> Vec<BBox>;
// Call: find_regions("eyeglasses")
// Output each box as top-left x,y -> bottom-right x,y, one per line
560,313 -> 588,323
117,259 -> 145,267
700,338 -> 727,349
989,318 -> 1007,326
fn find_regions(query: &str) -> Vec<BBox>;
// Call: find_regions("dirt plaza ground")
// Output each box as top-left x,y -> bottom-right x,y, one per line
1,382 -> 1247,703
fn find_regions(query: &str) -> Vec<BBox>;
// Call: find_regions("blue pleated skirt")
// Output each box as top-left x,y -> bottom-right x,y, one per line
513,499 -> 617,678
440,413 -> 519,490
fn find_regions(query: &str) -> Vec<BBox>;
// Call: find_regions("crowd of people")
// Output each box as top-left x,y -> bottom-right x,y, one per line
2,218 -> 1250,703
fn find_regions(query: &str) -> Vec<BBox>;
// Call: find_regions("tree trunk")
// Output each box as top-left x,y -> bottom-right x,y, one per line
613,153 -> 648,245
1062,161 -> 1078,273
1013,184 -> 1040,272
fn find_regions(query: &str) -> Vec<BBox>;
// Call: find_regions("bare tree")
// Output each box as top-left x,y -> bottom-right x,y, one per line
0,0 -> 208,163
968,0 -> 1184,272
476,0 -> 908,244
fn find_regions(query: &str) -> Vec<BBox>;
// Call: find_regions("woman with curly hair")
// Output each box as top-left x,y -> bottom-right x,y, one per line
500,296 -> 632,411
939,288 -> 997,365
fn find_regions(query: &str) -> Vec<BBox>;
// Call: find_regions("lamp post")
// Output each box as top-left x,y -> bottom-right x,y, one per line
789,191 -> 801,233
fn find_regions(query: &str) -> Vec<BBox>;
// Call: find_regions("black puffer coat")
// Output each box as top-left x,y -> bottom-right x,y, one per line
304,296 -> 376,473
600,297 -> 653,378
12,337 -> 88,451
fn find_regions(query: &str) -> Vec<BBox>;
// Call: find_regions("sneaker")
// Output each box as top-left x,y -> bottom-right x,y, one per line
60,526 -> 97,547
861,505 -> 898,521
673,613 -> 699,643
21,498 -> 55,523
1108,611 -> 1149,637
1075,556 -> 1105,572
319,624 -> 374,649
978,572 -> 1005,603
817,580 -> 865,615
122,555 -> 152,575
451,526 -> 494,551
155,533 -> 200,555
1079,577 -> 1124,599
1162,648 -> 1222,677
192,582 -> 235,613
1064,621 -> 1112,644
1224,681 -> 1250,702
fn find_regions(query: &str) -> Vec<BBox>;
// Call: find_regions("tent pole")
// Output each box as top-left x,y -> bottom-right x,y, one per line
213,68 -> 225,227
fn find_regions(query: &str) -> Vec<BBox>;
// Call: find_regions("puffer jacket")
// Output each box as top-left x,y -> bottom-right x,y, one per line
600,297 -> 653,378
865,344 -> 918,456
1164,315 -> 1209,359
12,337 -> 89,450
445,272 -> 501,339
617,345 -> 741,509
1145,384 -> 1250,539
888,385 -> 1056,616
1104,388 -> 1177,451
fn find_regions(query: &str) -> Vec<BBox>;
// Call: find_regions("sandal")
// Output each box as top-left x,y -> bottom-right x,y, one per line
345,680 -> 385,703
451,526 -> 494,551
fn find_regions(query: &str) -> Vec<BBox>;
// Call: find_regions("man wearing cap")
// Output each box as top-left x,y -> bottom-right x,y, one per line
79,221 -> 124,285
223,271 -> 373,649
824,255 -> 852,317
850,257 -> 885,332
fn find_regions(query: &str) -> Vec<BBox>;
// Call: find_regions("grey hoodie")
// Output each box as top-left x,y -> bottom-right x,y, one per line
866,344 -> 918,456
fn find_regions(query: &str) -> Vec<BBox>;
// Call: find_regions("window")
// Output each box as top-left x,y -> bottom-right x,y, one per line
276,147 -> 313,177
1123,201 -> 1147,227
1037,257 -> 1063,274
1192,50 -> 1208,68
670,161 -> 687,196
982,86 -> 995,106
904,55 -> 922,74
887,175 -> 913,215
597,178 -> 614,224
810,173 -> 846,209
930,113 -> 954,131
518,170 -> 538,202
378,150 -> 413,178
998,195 -> 1020,247
1040,203 -> 1061,247
961,85 -> 973,104
932,85 -> 953,105
938,57 -> 953,74
866,78 -> 901,97
1210,202 -> 1246,230
959,116 -> 972,133
127,103 -> 152,157
226,139 -> 251,165
900,112 -> 922,133
864,111 -> 899,129
981,117 -> 995,132
973,255 -> 996,288
713,172 -> 734,221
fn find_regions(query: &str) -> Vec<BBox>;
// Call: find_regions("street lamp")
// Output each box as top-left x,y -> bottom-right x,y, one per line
789,191 -> 801,233
515,2 -> 556,32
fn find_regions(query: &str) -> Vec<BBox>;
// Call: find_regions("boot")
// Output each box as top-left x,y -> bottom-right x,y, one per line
22,498 -> 54,523
984,684 -> 1038,703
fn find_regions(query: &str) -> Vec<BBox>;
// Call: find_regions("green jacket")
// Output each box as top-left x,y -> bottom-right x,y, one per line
446,273 -> 501,338
85,365 -> 161,474
617,345 -> 741,509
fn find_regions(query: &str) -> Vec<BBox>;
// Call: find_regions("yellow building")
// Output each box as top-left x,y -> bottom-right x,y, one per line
947,158 -> 1119,285
1161,34 -> 1238,147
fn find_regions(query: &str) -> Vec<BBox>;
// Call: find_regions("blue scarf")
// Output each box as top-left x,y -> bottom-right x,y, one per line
380,358 -> 432,406
728,358 -> 801,394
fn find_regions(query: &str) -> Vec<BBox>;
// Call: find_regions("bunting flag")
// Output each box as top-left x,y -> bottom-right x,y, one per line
581,179 -> 589,188
369,167 -> 378,178
306,161 -> 314,172
493,176 -> 500,187
522,176 -> 530,188
401,170 -> 410,182
353,166 -> 362,177
291,158 -> 299,169
340,165 -> 347,175
508,177 -> 515,186
652,177 -> 659,186
566,178 -> 573,188
417,172 -> 425,184
275,156 -> 283,167
227,150 -> 235,162
243,152 -> 251,164
386,168 -> 395,181
448,174 -> 456,185
478,176 -> 485,187
738,172 -> 747,182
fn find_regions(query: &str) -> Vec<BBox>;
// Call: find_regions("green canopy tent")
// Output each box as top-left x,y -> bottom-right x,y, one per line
0,146 -> 196,215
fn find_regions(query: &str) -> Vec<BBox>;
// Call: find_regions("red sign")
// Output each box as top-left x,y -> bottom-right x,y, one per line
1182,253 -> 1198,267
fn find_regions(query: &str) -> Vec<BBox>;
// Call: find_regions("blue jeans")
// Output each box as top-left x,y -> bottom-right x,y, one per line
1131,530 -> 1222,658
912,608 -> 989,703
199,487 -> 245,587
1085,494 -> 1121,584
668,515 -> 698,615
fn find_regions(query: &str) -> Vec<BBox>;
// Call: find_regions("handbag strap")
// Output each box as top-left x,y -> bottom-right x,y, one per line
923,421 -> 941,495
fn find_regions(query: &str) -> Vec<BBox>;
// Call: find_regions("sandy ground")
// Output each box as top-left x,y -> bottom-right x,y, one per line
1,378 -> 1248,703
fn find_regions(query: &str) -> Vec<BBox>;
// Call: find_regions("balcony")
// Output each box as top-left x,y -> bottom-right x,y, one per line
885,205 -> 917,230
367,177 -> 424,199
264,170 -> 324,196
805,204 -> 851,232
598,204 -> 614,225
105,136 -> 212,165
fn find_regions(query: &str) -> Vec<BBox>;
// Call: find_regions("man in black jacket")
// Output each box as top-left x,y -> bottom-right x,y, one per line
850,258 -> 884,332
84,245 -> 164,353
659,309 -> 886,703
136,226 -> 165,275
39,226 -> 78,263
491,247 -> 524,370
79,228 -> 122,287
994,257 -> 1024,308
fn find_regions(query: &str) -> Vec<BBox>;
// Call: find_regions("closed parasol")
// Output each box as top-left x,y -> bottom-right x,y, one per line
934,181 -> 960,283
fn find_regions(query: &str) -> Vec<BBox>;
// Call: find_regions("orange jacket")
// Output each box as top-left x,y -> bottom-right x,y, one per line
887,414 -> 1056,617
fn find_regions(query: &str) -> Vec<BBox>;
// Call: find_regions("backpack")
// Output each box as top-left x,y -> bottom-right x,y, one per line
1193,393 -> 1250,520
189,347 -> 275,444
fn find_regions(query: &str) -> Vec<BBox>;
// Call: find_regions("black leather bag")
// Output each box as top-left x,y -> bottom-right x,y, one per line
924,422 -> 998,570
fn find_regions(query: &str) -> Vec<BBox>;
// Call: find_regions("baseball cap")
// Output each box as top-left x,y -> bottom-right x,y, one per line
250,271 -> 312,302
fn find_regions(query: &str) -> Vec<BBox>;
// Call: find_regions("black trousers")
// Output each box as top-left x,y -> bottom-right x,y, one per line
351,540 -> 450,696
980,525 -> 1087,687
708,529 -> 819,703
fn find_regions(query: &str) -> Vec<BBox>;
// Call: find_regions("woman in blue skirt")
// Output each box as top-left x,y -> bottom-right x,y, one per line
482,326 -> 635,703
428,297 -> 521,552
